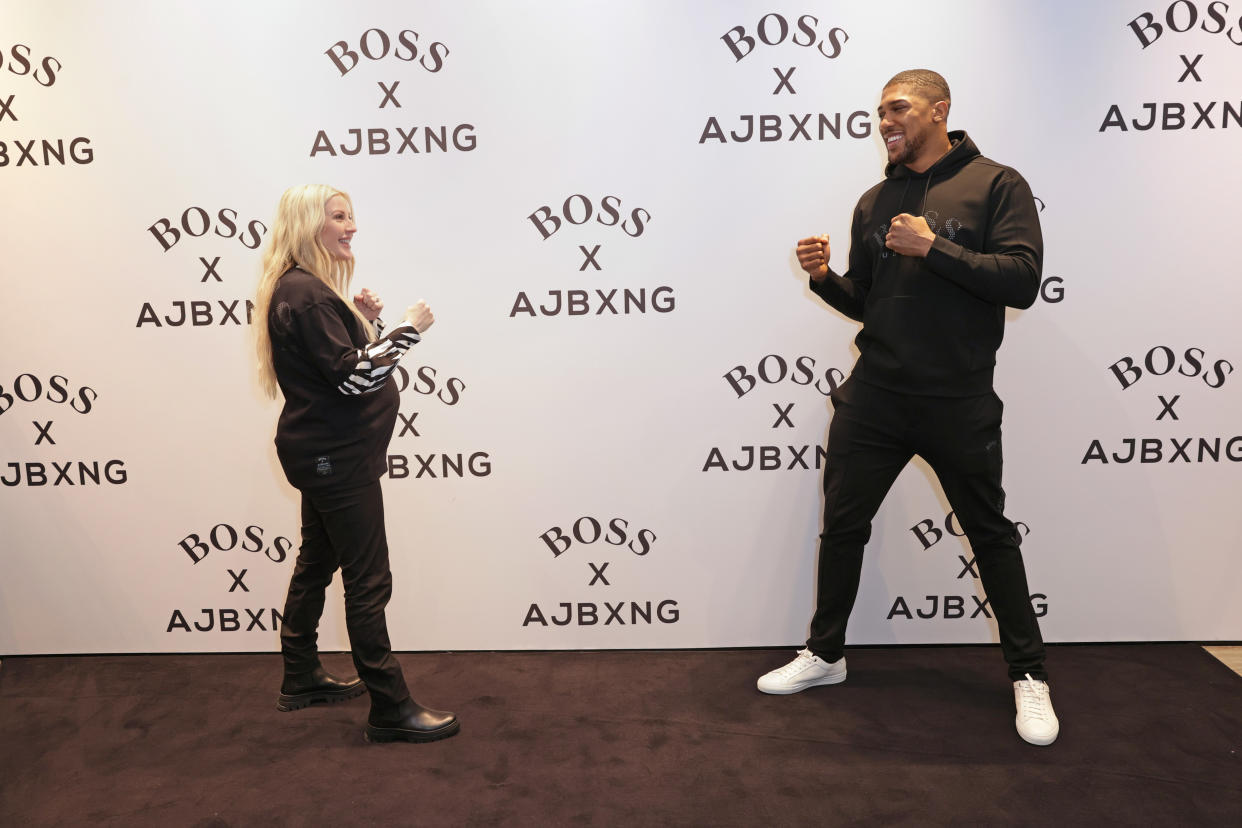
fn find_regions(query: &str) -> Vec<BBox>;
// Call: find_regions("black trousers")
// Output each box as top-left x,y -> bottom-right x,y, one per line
280,479 -> 412,714
806,379 -> 1047,682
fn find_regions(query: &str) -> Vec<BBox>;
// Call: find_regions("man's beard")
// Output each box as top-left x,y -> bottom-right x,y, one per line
889,125 -> 928,167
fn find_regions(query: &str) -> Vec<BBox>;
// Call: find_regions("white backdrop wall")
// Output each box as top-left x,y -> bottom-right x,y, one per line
2,1 -> 1239,655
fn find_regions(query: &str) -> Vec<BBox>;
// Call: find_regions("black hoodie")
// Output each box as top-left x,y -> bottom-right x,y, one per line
810,130 -> 1042,396
269,268 -> 422,492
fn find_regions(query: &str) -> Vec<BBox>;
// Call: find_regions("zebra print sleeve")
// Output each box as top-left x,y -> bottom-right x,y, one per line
337,323 -> 422,395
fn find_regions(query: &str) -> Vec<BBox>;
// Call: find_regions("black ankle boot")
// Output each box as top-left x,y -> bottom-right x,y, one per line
365,701 -> 459,743
276,666 -> 365,712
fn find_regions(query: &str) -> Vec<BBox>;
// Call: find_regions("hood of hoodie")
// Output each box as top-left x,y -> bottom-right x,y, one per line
885,130 -> 978,181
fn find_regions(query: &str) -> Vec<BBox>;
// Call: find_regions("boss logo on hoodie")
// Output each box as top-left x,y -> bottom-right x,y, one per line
870,211 -> 965,260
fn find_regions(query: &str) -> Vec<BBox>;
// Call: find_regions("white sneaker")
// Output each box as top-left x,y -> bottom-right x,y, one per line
1014,673 -> 1060,745
757,648 -> 847,694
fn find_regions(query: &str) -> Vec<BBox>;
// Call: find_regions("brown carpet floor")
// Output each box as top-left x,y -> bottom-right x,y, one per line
1,645 -> 1240,826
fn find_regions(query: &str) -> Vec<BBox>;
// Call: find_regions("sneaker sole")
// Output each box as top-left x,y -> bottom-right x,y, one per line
364,720 -> 461,744
1016,724 -> 1059,746
757,671 -> 847,695
276,683 -> 366,712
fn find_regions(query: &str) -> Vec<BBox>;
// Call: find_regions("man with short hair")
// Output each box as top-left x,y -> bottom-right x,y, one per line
757,69 -> 1059,746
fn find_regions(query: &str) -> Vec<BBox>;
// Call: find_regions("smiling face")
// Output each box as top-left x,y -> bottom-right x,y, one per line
877,83 -> 949,173
319,194 -> 356,260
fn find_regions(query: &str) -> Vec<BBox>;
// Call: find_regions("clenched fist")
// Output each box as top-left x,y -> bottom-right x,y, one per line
404,300 -> 435,333
885,213 -> 935,257
796,235 -> 831,281
353,287 -> 384,321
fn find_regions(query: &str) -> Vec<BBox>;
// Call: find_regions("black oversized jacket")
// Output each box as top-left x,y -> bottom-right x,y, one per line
811,131 -> 1042,396
269,268 -> 421,491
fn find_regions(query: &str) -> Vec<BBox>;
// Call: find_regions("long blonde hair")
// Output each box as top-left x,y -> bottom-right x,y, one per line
254,184 -> 374,399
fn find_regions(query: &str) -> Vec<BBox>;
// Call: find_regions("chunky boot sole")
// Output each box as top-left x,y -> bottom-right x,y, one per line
364,719 -> 461,744
276,683 -> 366,712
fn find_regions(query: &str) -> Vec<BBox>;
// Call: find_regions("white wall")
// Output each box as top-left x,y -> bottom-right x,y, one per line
2,0 -> 1239,654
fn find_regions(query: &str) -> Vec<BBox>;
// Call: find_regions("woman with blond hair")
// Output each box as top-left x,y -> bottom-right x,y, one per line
254,184 -> 458,743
